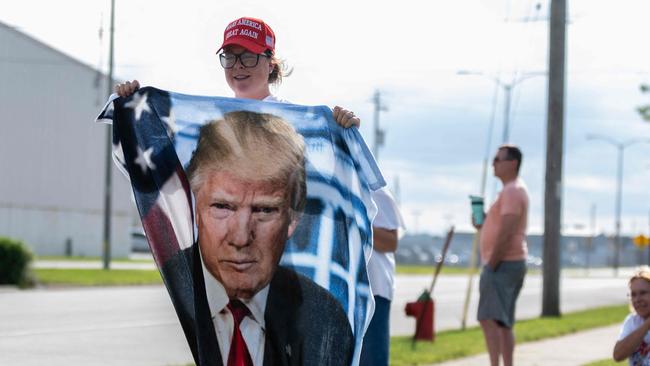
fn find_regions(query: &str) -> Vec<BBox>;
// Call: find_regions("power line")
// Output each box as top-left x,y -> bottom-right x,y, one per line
510,1 -> 544,137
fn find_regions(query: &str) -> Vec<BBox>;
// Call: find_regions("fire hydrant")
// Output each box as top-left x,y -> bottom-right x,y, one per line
404,290 -> 435,341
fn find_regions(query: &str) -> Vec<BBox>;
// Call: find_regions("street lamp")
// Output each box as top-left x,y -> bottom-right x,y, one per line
456,70 -> 544,328
371,90 -> 388,160
586,134 -> 650,276
457,70 -> 545,143
102,0 -> 116,270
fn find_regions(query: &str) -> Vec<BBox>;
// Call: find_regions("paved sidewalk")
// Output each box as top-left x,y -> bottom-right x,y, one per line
433,324 -> 620,366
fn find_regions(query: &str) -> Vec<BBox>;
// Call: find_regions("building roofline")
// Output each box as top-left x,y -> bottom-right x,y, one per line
0,20 -> 112,81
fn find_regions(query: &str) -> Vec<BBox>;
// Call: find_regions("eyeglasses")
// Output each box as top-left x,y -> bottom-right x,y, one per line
628,290 -> 650,299
493,157 -> 513,163
219,51 -> 269,69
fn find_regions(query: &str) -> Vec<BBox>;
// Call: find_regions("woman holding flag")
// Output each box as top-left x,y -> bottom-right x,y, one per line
115,16 -> 402,366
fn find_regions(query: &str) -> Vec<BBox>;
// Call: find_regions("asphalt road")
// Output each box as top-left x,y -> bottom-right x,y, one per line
0,270 -> 629,366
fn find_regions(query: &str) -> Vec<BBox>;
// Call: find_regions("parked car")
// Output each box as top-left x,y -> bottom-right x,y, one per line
131,227 -> 150,252
526,255 -> 543,267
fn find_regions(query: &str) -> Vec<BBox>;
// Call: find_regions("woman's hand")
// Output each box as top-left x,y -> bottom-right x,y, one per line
114,80 -> 140,97
332,106 -> 361,128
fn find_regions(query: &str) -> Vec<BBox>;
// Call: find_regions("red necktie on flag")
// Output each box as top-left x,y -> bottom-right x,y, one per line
227,300 -> 254,366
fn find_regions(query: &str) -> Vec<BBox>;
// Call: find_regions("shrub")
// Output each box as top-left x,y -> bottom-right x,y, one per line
0,237 -> 33,286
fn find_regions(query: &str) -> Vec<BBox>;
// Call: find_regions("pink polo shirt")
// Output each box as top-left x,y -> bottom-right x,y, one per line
479,178 -> 529,263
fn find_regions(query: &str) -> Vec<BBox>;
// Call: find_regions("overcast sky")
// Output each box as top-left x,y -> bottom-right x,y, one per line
2,0 -> 650,236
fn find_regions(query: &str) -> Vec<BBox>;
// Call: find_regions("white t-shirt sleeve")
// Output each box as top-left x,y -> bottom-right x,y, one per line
619,314 -> 641,340
372,187 -> 405,231
618,313 -> 650,343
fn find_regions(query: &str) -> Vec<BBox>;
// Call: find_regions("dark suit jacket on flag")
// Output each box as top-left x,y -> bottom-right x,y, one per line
96,87 -> 384,366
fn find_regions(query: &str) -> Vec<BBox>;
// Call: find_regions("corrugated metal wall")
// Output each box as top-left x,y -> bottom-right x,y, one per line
0,23 -> 134,257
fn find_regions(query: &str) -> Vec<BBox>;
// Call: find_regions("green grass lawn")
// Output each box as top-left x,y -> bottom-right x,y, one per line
583,359 -> 625,366
33,268 -> 162,286
32,266 -> 477,286
390,304 -> 629,366
36,255 -> 154,263
395,265 -> 475,275
395,264 -> 542,276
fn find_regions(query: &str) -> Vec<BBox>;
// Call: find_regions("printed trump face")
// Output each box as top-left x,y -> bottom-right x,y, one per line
195,170 -> 298,299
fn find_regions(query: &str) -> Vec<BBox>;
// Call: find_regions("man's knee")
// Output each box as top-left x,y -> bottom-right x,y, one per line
480,319 -> 499,330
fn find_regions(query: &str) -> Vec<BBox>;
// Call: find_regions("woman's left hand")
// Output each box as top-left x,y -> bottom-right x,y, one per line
332,106 -> 361,128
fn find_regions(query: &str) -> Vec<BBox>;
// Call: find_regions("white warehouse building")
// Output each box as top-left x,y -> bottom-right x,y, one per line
0,21 -> 135,257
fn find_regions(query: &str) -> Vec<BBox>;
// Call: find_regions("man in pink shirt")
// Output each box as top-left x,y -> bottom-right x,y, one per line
473,144 -> 529,366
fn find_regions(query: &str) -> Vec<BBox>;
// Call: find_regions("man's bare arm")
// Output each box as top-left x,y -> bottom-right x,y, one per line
372,227 -> 398,253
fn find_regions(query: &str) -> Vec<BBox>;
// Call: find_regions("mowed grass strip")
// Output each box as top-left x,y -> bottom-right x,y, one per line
395,264 -> 542,276
395,265 -> 473,275
33,268 -> 162,286
582,359 -> 625,366
390,304 -> 629,365
36,255 -> 154,263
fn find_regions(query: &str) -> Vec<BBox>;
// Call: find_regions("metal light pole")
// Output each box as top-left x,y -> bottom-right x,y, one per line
457,70 -> 545,143
102,0 -> 116,270
371,90 -> 388,160
586,203 -> 596,275
587,134 -> 650,276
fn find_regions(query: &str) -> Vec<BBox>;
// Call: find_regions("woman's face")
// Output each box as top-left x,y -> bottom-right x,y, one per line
222,45 -> 273,100
630,278 -> 650,318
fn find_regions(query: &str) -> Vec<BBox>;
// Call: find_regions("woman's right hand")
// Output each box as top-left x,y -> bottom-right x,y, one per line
114,80 -> 140,97
332,106 -> 361,128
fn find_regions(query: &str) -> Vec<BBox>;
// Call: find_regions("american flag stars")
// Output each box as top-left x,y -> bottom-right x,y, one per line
124,91 -> 152,121
134,146 -> 156,173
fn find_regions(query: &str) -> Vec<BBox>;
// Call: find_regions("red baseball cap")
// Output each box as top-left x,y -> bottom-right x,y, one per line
218,17 -> 276,55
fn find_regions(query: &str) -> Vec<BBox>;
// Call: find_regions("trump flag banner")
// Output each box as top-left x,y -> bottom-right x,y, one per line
96,87 -> 384,366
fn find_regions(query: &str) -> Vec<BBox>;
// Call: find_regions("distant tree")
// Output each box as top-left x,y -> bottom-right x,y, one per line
638,84 -> 650,122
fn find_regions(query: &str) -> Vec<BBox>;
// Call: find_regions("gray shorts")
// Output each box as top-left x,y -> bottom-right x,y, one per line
477,260 -> 526,328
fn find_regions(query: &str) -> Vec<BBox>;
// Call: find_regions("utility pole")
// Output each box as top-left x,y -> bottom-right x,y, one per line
457,70 -> 544,144
102,0 -> 116,270
615,145 -> 623,275
542,0 -> 566,317
372,90 -> 387,160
